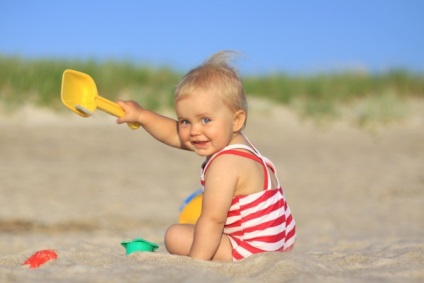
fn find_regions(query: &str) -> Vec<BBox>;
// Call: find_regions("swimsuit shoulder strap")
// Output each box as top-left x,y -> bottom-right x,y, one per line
201,144 -> 275,190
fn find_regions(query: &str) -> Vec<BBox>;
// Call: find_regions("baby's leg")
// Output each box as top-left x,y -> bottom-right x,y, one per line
164,224 -> 194,256
164,223 -> 233,261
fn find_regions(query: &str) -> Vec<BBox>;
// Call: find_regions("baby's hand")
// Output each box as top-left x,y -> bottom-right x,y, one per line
116,100 -> 143,125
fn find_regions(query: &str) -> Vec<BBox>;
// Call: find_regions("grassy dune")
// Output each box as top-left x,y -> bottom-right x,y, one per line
1,56 -> 423,125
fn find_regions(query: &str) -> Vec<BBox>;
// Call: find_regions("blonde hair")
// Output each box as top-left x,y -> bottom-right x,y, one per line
175,50 -> 248,128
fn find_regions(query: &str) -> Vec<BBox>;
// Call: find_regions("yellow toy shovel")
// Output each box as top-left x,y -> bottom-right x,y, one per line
61,69 -> 140,129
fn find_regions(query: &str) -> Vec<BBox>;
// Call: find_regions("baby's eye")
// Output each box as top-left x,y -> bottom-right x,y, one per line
179,120 -> 190,125
201,118 -> 211,124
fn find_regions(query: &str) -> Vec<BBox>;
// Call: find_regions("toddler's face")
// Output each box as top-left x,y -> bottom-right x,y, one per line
175,91 -> 236,157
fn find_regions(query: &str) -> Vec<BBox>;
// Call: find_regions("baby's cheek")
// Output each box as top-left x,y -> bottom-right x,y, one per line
178,131 -> 188,141
178,133 -> 191,147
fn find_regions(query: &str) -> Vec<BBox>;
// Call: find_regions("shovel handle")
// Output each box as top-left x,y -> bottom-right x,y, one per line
95,96 -> 140,130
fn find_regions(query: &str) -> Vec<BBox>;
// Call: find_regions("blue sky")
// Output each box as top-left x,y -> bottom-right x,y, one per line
1,0 -> 423,74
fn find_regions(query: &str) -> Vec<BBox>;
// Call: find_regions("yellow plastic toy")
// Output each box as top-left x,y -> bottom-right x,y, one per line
178,189 -> 203,224
61,69 -> 140,129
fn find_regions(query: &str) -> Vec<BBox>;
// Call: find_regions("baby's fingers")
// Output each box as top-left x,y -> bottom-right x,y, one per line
116,100 -> 127,111
116,117 -> 125,125
116,100 -> 130,124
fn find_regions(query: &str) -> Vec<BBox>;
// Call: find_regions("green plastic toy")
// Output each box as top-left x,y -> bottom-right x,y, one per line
121,238 -> 159,255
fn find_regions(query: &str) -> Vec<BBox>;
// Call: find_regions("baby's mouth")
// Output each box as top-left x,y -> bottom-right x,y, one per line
192,140 -> 209,147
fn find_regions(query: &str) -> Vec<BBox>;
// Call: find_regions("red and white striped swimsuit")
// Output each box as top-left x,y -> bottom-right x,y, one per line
201,142 -> 296,261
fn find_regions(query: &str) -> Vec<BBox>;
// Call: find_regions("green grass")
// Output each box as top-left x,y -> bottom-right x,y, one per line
244,71 -> 423,121
1,56 -> 423,125
0,56 -> 180,111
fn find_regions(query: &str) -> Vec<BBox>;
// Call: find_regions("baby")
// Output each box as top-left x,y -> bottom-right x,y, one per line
117,50 -> 296,261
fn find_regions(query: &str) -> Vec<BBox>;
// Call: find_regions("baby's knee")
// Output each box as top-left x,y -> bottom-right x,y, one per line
164,224 -> 179,252
164,224 -> 194,256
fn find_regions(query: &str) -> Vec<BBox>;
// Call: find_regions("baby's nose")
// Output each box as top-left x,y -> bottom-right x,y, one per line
190,123 -> 201,135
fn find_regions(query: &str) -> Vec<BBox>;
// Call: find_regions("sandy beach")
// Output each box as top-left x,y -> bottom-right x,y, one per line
0,101 -> 423,282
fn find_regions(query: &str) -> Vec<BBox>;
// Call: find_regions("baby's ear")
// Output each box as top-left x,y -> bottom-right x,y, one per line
233,110 -> 246,132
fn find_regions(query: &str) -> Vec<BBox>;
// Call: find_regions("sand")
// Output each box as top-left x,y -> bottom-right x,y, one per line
0,101 -> 423,282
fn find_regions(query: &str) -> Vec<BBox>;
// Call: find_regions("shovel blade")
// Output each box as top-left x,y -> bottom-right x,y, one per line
61,69 -> 98,117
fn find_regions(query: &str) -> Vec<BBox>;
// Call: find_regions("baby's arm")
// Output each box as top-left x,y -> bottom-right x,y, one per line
189,155 -> 238,260
116,100 -> 190,150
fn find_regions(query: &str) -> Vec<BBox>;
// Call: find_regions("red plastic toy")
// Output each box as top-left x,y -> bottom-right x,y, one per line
23,249 -> 58,268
